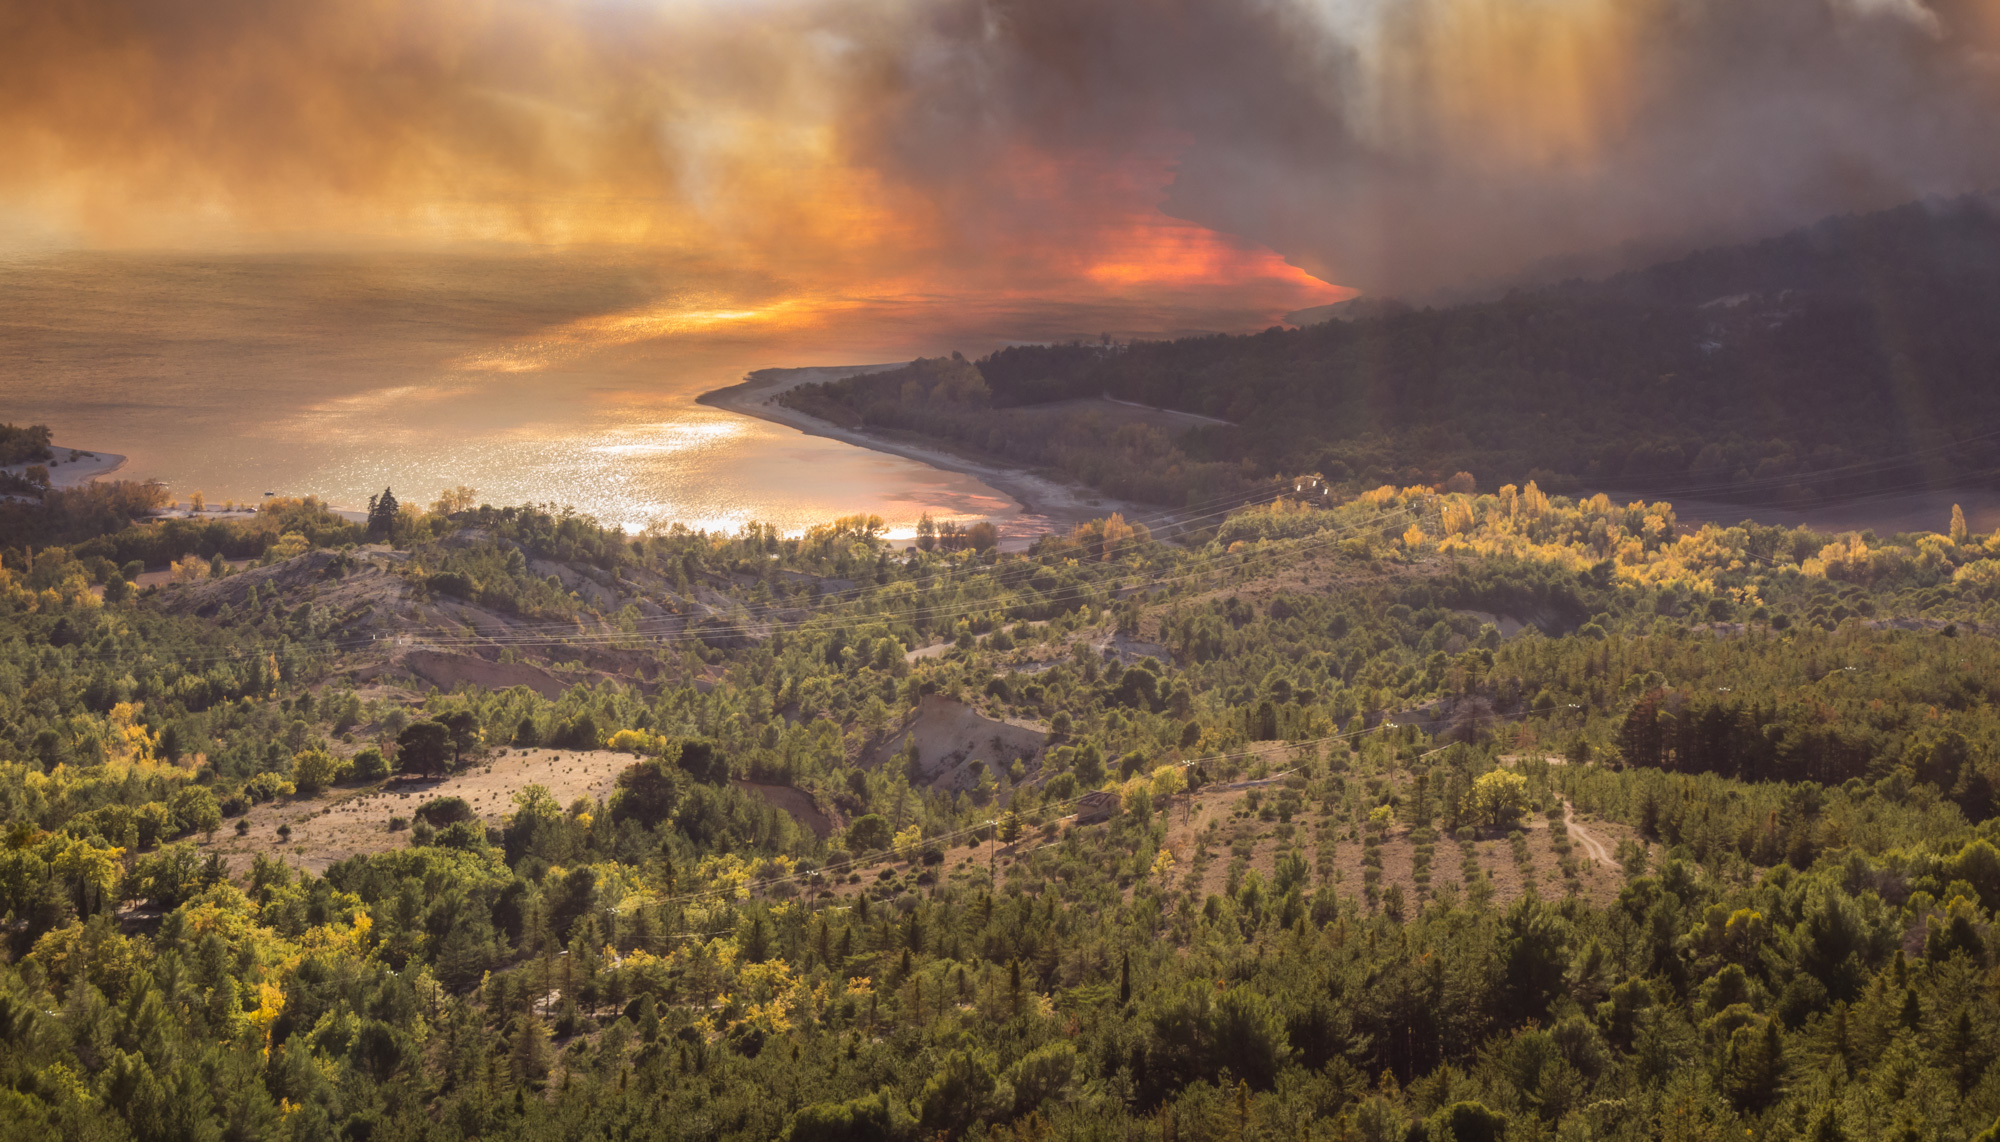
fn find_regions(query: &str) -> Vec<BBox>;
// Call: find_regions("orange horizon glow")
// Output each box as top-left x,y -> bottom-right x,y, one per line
436,143 -> 1351,373
0,0 -> 1356,336
14,0 -> 1971,312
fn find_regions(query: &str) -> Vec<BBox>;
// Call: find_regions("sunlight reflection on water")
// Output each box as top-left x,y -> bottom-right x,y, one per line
588,419 -> 746,456
0,251 -> 1328,539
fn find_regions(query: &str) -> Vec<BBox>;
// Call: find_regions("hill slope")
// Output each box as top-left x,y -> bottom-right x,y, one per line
786,194 -> 2000,508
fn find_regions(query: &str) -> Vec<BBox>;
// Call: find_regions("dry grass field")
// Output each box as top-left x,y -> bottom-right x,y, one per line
199,748 -> 631,875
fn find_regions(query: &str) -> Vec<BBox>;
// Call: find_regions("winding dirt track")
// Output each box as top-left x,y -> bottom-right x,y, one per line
1562,800 -> 1614,865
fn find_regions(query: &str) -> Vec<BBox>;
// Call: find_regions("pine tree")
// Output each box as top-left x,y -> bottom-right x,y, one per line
741,913 -> 771,963
1806,1105 -> 1847,1142
1722,1017 -> 1785,1110
1947,1007 -> 1984,1094
366,487 -> 399,537
633,993 -> 659,1041
510,1012 -> 551,1083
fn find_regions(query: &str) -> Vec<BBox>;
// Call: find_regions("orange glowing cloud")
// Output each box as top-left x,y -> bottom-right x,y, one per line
4,0 -> 1996,308
0,0 -> 1344,328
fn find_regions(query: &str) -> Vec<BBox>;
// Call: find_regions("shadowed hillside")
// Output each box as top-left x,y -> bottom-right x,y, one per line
787,194 -> 2000,510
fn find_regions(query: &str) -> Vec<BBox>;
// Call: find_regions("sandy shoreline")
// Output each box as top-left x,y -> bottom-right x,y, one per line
0,440 -> 376,523
701,365 -> 2000,545
698,364 -> 1135,536
2,441 -> 126,489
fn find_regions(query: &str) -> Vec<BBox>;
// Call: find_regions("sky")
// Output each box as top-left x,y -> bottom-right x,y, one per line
4,0 -> 2000,307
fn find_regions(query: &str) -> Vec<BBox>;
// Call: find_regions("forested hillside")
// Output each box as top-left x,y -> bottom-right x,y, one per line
784,194 -> 2000,511
9,478 -> 2000,1138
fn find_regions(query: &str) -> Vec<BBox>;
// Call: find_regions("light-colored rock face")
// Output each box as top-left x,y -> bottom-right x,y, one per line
1073,790 -> 1120,824
1092,632 -> 1171,667
870,695 -> 1048,794
397,649 -> 574,699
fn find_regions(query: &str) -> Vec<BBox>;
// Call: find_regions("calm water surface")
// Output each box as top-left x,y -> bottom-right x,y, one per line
0,251 -> 1302,539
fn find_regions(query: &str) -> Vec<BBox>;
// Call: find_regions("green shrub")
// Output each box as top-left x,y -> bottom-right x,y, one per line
416,796 -> 475,827
848,814 -> 892,852
349,746 -> 390,783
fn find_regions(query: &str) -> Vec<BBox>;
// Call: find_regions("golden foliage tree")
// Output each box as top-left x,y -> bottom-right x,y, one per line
1466,769 -> 1528,827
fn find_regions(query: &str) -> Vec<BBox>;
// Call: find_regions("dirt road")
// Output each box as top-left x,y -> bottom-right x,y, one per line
1562,800 -> 1614,865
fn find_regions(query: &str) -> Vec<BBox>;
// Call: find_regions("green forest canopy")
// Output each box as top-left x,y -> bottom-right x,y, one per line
4,472 -> 2000,1137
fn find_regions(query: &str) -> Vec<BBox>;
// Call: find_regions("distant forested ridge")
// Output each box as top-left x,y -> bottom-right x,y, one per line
785,194 -> 2000,509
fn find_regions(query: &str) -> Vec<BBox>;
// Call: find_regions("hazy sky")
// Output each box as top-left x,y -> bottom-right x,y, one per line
5,0 -> 2000,298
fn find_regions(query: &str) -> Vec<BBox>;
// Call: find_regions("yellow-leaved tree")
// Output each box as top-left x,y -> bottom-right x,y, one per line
433,485 -> 480,515
1441,497 -> 1477,536
1465,769 -> 1529,828
47,836 -> 124,917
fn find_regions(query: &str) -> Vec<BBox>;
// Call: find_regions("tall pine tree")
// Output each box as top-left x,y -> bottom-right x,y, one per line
366,487 -> 399,537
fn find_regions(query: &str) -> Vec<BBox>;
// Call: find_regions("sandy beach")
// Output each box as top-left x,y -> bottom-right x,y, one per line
704,365 -> 2000,547
699,364 -> 1139,538
2,441 -> 126,489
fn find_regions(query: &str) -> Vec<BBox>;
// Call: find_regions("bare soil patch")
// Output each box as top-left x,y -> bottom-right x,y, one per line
867,695 -> 1048,794
398,649 -> 577,699
733,780 -> 835,838
199,748 -> 634,875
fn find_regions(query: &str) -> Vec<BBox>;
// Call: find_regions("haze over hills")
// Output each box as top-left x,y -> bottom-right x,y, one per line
785,194 -> 2000,510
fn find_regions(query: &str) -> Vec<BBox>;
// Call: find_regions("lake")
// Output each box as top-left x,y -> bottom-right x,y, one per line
0,250 -> 1321,541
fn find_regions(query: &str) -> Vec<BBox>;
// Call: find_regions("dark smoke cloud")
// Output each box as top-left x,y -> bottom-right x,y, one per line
3,0 -> 1999,295
873,0 -> 2000,293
